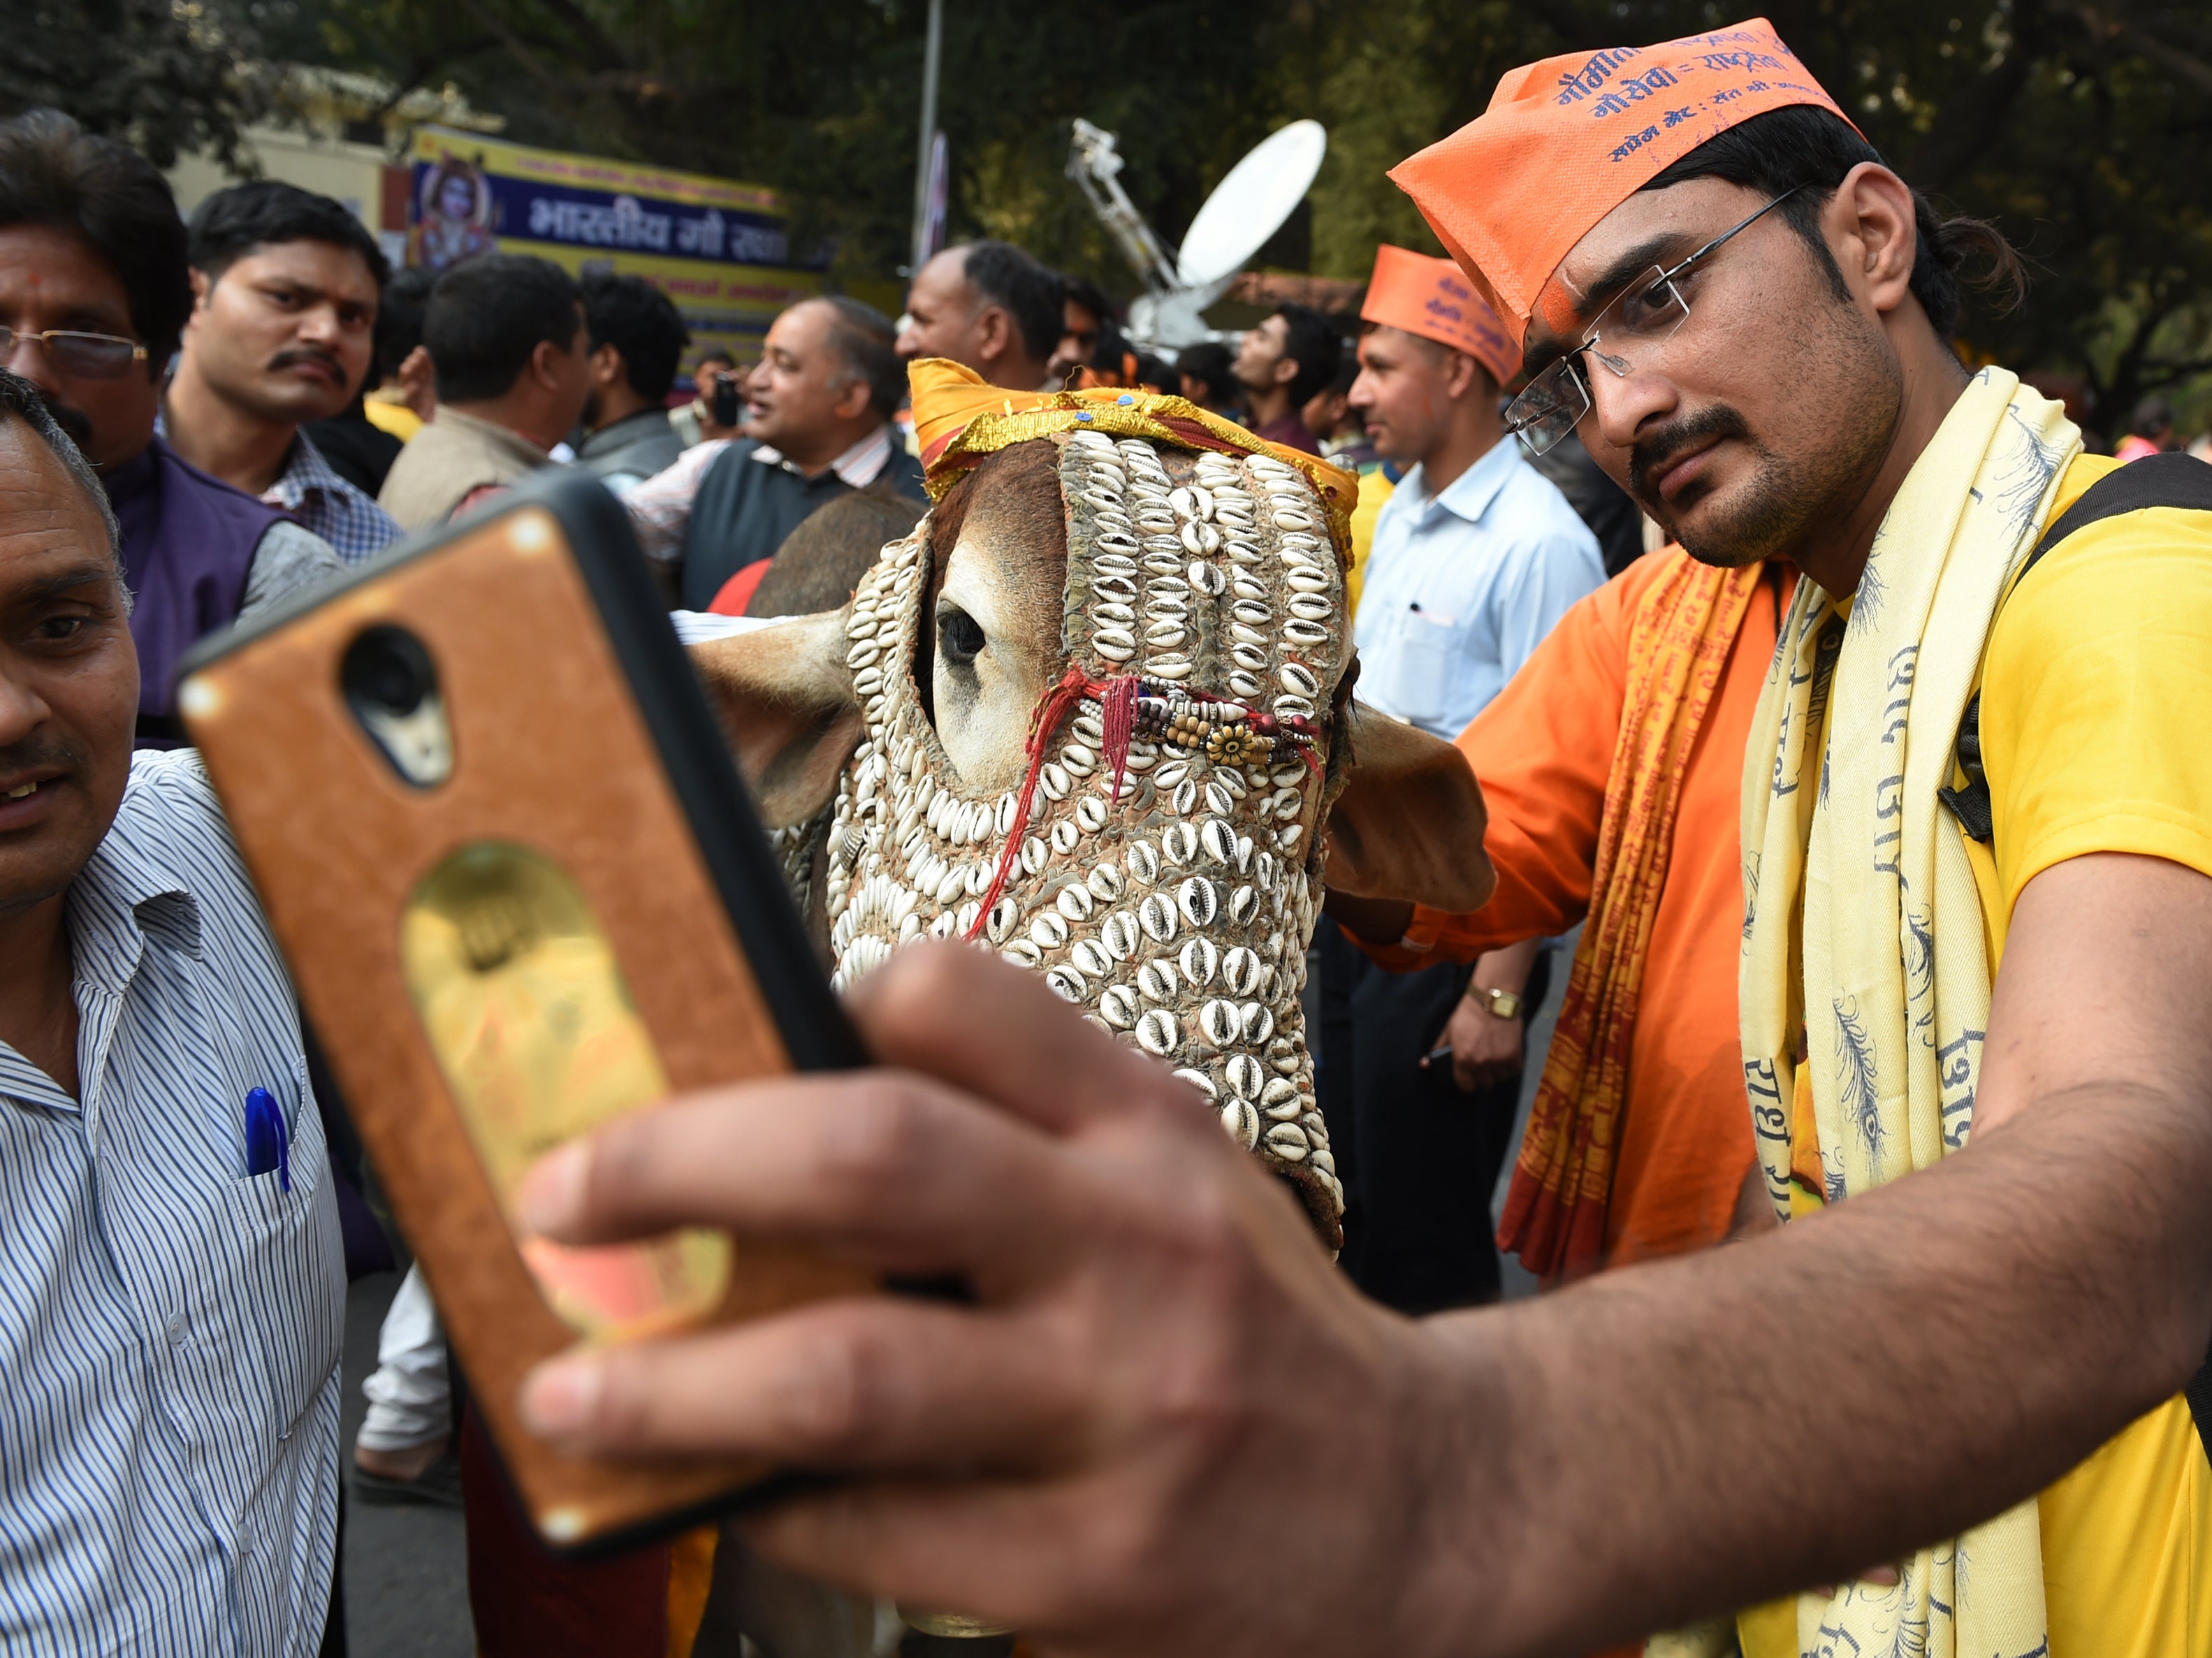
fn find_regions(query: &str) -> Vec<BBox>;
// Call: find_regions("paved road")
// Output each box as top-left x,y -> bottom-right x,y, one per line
337,1272 -> 473,1657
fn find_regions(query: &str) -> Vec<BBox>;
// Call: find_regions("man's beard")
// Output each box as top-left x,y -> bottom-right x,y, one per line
1632,326 -> 1902,570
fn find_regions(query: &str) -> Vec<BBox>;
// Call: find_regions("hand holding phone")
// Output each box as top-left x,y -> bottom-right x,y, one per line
177,472 -> 864,1550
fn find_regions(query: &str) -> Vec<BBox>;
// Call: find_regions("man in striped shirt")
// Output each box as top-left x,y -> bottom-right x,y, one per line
0,365 -> 344,1653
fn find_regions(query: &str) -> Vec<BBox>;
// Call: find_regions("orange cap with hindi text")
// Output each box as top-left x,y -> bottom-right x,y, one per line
1359,245 -> 1520,386
1388,18 -> 1851,349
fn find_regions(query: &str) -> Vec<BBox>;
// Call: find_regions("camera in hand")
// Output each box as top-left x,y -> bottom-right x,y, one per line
711,371 -> 742,429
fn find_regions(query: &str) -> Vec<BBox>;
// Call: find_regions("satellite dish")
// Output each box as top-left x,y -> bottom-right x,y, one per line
1066,115 -> 1327,349
1175,120 -> 1327,289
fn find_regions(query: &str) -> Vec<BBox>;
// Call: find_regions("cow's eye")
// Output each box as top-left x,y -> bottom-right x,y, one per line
937,606 -> 985,669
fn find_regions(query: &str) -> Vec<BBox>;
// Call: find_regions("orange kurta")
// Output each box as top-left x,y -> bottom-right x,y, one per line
1360,550 -> 1795,1265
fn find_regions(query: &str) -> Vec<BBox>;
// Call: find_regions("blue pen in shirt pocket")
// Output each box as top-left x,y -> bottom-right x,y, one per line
244,1085 -> 291,1193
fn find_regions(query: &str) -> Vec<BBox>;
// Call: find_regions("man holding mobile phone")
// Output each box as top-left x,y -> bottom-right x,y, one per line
508,21 -> 2212,1656
622,296 -> 926,610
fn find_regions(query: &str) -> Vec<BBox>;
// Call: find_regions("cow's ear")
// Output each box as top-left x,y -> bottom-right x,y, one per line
1321,701 -> 1494,913
687,611 -> 866,830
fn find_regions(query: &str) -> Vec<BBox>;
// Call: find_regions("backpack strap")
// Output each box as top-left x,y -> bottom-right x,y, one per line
2190,1343 -> 2212,1470
1930,453 -> 2212,1467
1939,453 -> 2212,843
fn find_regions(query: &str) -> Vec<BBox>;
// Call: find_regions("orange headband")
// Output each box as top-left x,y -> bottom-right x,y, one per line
1388,17 -> 1851,348
1359,244 -> 1520,385
905,358 -> 1358,564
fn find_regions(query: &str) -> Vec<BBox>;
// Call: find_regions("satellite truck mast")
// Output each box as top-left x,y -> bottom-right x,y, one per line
1065,117 -> 1327,353
1067,118 -> 1184,296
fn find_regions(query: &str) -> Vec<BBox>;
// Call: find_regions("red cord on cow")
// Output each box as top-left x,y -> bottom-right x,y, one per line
1099,674 -> 1140,799
958,670 -> 1319,944
962,667 -> 1137,943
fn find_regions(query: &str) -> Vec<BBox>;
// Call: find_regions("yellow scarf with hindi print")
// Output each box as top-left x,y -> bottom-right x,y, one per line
1727,368 -> 2081,1658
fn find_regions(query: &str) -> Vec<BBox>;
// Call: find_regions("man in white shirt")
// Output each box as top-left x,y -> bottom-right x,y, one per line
1318,245 -> 1603,1315
623,296 -> 925,611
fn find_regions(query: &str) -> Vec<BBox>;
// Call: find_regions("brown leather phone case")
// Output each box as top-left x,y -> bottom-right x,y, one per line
177,477 -> 868,1552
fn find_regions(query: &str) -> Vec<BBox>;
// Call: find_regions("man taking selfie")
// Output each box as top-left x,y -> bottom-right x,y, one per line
499,20 -> 2212,1658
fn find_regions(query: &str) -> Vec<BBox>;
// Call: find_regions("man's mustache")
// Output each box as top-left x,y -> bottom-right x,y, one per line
0,732 -> 88,784
269,347 -> 349,391
1628,405 -> 1751,502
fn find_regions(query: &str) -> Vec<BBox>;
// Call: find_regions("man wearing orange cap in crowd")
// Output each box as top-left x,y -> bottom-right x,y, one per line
499,20 -> 2212,1657
1315,242 -> 1601,1316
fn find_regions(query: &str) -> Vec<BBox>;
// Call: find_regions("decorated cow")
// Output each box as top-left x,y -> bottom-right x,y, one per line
691,360 -> 1494,1251
467,363 -> 1494,1658
465,366 -> 1494,1658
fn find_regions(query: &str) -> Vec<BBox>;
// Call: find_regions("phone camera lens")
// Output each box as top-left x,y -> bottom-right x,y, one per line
342,624 -> 454,789
343,625 -> 436,717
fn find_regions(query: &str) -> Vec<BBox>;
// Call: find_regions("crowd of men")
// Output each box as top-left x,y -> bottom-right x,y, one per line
1,10 -> 2211,1649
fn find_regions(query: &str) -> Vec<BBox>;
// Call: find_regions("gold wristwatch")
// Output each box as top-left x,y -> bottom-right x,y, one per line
1471,985 -> 1524,1021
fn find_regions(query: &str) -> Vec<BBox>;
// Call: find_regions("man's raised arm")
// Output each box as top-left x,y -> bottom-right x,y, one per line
505,849 -> 2212,1655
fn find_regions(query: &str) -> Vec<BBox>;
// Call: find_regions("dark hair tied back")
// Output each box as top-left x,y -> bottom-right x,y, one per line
1911,198 -> 2026,339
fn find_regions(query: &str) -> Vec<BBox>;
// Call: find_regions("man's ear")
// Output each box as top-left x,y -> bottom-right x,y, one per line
528,337 -> 565,392
1833,161 -> 1919,318
187,266 -> 212,317
590,341 -> 624,390
1273,353 -> 1301,389
687,609 -> 866,829
1443,348 -> 1481,404
831,374 -> 874,423
1322,701 -> 1494,913
974,304 -> 1013,370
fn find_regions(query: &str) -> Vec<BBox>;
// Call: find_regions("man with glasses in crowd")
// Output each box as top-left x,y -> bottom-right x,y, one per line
0,112 -> 343,744
497,21 -> 2212,1658
1327,205 -> 1818,1316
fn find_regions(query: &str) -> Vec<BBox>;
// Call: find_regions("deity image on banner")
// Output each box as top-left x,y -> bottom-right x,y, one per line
411,154 -> 500,273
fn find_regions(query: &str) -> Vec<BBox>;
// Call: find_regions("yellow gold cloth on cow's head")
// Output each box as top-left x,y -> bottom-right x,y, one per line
905,358 -> 1358,568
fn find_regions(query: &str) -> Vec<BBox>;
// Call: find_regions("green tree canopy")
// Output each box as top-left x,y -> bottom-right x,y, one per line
135,0 -> 2212,435
7,0 -> 268,170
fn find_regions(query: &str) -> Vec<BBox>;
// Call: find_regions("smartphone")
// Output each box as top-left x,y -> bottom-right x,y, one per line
711,370 -> 743,428
177,471 -> 868,1552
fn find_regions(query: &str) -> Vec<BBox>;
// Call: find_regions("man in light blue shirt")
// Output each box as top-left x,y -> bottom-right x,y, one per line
0,367 -> 342,1654
1318,246 -> 1601,1317
1352,392 -> 1601,738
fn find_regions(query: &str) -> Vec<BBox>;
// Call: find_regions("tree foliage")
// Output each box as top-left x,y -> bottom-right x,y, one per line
7,0 -> 269,170
69,0 -> 2212,435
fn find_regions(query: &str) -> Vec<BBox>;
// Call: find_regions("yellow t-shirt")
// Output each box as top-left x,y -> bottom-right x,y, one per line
363,390 -> 424,444
1743,453 -> 2212,1657
1345,464 -> 1393,613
